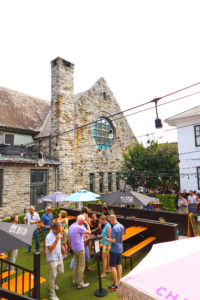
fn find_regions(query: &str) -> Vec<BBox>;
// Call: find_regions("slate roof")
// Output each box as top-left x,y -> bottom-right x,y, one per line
165,105 -> 200,126
0,78 -> 103,137
0,153 -> 60,165
0,87 -> 50,133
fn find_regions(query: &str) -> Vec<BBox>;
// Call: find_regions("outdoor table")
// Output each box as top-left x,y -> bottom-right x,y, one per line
1,272 -> 46,297
53,216 -> 76,223
122,226 -> 148,242
152,203 -> 163,210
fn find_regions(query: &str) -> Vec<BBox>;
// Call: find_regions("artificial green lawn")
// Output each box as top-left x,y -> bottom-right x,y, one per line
15,222 -> 200,299
16,235 -> 149,300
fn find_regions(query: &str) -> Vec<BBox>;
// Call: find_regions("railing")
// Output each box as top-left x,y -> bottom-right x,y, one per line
0,252 -> 40,300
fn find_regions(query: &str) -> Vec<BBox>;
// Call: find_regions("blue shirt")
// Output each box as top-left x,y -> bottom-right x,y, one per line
102,222 -> 111,246
41,212 -> 53,231
111,222 -> 124,253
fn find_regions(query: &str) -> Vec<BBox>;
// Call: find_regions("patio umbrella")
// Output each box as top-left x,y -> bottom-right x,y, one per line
98,189 -> 151,228
62,190 -> 100,202
98,189 -> 151,206
0,222 -> 36,252
37,191 -> 68,218
117,236 -> 200,300
37,191 -> 67,204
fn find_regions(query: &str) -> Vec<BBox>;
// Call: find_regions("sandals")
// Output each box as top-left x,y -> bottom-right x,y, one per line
86,267 -> 94,271
97,275 -> 106,279
105,269 -> 112,273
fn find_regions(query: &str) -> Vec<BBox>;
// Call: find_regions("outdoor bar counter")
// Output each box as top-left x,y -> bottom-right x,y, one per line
64,207 -> 178,244
88,203 -> 196,236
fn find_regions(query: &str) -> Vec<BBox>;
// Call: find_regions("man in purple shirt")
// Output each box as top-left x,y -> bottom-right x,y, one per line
68,215 -> 91,289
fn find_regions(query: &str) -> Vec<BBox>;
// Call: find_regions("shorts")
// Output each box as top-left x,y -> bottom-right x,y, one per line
42,229 -> 50,241
103,245 -> 111,253
109,251 -> 122,267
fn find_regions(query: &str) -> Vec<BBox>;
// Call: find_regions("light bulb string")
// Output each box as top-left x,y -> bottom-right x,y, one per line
19,81 -> 200,147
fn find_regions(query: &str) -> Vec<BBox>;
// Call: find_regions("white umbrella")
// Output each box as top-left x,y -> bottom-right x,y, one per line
117,236 -> 200,300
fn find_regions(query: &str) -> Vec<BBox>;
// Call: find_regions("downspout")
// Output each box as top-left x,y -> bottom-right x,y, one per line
56,166 -> 59,191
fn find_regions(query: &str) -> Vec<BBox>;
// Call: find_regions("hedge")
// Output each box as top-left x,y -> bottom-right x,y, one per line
0,207 -> 61,223
155,194 -> 176,212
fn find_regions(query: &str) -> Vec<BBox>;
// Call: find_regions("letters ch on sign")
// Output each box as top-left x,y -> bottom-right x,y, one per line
156,287 -> 188,300
9,224 -> 27,236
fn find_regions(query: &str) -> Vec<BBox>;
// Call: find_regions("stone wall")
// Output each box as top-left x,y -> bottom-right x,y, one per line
0,57 -> 136,217
0,164 -> 57,217
49,58 -> 136,196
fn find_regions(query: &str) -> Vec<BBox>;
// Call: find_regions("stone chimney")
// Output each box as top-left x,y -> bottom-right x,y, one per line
51,57 -> 75,137
50,57 -> 75,192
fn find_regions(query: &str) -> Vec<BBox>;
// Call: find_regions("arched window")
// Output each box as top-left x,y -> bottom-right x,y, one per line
93,117 -> 114,150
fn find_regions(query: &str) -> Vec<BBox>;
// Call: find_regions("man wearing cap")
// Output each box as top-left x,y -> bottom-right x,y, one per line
41,206 -> 54,254
23,206 -> 40,253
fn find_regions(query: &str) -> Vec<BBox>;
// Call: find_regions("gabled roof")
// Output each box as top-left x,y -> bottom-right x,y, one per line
165,105 -> 200,126
0,77 -> 113,138
0,87 -> 50,133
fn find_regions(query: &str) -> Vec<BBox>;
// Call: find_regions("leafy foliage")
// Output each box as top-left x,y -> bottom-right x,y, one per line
121,140 -> 179,192
0,208 -> 61,223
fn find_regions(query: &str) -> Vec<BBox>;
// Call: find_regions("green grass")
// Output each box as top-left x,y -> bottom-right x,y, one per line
15,235 -> 149,300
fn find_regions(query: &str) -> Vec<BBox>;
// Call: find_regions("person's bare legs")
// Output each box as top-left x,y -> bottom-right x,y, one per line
117,264 -> 122,282
111,266 -> 118,286
106,253 -> 111,272
61,242 -> 68,258
88,240 -> 94,255
101,252 -> 107,277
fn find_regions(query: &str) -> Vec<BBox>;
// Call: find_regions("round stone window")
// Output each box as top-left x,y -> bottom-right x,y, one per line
93,117 -> 114,150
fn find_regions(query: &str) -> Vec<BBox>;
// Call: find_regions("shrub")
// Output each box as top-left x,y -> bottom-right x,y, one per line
156,194 -> 176,212
0,207 -> 60,223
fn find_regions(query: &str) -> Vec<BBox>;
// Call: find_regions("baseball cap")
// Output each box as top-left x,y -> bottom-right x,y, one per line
46,206 -> 51,211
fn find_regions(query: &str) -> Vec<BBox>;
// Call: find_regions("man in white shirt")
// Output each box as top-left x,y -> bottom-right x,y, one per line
46,222 -> 64,300
23,206 -> 40,253
188,190 -> 197,203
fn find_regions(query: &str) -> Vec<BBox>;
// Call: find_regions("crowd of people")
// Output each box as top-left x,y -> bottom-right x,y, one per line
3,205 -> 125,300
175,189 -> 200,213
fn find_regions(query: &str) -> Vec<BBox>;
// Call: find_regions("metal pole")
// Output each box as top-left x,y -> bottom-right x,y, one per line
33,252 -> 40,300
123,159 -> 134,190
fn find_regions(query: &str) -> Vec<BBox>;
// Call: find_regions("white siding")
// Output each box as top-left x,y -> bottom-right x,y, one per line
176,117 -> 200,192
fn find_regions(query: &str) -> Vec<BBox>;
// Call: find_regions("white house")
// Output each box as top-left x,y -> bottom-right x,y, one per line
165,105 -> 200,193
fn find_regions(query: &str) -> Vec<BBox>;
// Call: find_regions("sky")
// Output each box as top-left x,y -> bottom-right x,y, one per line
1,0 -> 200,145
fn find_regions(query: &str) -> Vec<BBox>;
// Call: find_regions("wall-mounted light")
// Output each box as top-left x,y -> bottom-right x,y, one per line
38,152 -> 44,166
56,142 -> 60,151
20,150 -> 23,160
109,129 -> 113,139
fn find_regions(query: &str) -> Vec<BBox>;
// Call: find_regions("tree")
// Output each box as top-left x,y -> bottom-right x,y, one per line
121,140 -> 179,192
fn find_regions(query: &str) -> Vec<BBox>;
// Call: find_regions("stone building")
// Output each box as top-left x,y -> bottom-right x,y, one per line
0,57 -> 135,217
